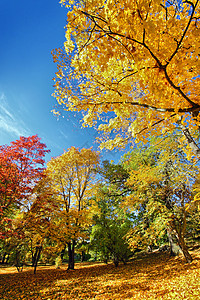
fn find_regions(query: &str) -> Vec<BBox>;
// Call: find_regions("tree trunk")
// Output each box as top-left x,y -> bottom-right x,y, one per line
67,240 -> 75,270
177,234 -> 193,263
81,250 -> 85,262
1,252 -> 7,264
33,246 -> 42,274
179,122 -> 200,158
167,230 -> 181,256
113,257 -> 119,267
32,248 -> 38,267
60,245 -> 66,261
15,250 -> 23,272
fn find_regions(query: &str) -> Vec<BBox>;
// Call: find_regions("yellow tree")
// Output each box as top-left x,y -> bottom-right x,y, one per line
46,147 -> 99,269
53,0 -> 200,154
123,133 -> 199,263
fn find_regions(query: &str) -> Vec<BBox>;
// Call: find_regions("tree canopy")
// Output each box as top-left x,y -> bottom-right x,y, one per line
46,146 -> 100,269
52,0 -> 200,154
0,135 -> 49,239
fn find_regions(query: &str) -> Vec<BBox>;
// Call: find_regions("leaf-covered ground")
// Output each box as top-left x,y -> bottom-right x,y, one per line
0,250 -> 200,300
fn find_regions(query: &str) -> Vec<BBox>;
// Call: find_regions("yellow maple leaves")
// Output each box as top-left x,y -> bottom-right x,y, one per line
52,0 -> 200,153
1,250 -> 200,299
45,147 -> 100,243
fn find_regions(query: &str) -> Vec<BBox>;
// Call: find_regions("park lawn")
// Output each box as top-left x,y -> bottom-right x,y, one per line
0,250 -> 199,300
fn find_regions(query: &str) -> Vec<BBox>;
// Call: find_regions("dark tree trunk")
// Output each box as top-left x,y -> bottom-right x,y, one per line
177,234 -> 193,263
81,250 -> 85,262
103,258 -> 108,264
15,250 -> 23,272
32,249 -> 37,267
60,245 -> 66,261
113,256 -> 119,267
1,252 -> 7,264
33,246 -> 42,274
67,240 -> 75,270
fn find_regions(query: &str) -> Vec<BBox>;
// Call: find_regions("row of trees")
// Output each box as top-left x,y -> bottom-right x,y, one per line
1,132 -> 200,273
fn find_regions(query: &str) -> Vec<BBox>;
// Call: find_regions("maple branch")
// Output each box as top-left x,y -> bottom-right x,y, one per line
81,11 -> 139,60
107,33 -> 135,60
136,113 -> 176,136
88,98 -> 199,114
143,29 -> 146,44
77,12 -> 198,110
178,122 -> 200,157
167,0 -> 199,64
160,4 -> 169,20
71,94 -> 200,116
163,68 -> 200,108
82,10 -> 144,46
142,35 -> 199,109
81,9 -> 195,110
90,75 -> 122,96
81,11 -> 107,24
114,31 -> 199,110
116,70 -> 139,84
83,32 -> 107,48
80,25 -> 96,52
107,22 -> 197,111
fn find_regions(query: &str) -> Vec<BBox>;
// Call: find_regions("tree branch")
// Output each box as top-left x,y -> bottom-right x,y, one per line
167,0 -> 199,64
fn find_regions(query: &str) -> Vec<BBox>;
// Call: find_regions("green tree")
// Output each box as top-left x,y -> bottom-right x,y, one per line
91,185 -> 133,266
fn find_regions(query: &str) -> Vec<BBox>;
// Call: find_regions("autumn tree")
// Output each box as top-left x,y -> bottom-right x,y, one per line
0,135 -> 50,239
46,147 -> 99,269
20,175 -> 60,273
0,156 -> 20,240
53,0 -> 200,155
123,133 -> 199,263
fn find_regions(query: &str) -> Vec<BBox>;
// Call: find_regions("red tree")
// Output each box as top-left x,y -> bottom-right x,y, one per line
0,135 -> 50,238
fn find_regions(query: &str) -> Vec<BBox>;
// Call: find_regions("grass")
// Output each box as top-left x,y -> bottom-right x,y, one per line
0,249 -> 200,299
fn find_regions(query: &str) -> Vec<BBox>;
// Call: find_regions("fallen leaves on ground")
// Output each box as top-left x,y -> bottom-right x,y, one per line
0,250 -> 200,299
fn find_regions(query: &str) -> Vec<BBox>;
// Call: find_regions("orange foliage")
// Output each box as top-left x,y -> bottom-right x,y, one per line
0,249 -> 200,299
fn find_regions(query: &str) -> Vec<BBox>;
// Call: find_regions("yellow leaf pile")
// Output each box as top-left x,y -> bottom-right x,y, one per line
0,249 -> 200,299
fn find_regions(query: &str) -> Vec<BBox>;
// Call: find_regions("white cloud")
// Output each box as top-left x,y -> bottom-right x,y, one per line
59,130 -> 68,140
0,93 -> 30,138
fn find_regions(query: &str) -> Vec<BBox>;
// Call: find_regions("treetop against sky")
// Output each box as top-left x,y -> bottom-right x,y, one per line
53,0 -> 200,155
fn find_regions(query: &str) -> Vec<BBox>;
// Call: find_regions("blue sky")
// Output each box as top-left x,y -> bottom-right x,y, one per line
0,0 -> 122,162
